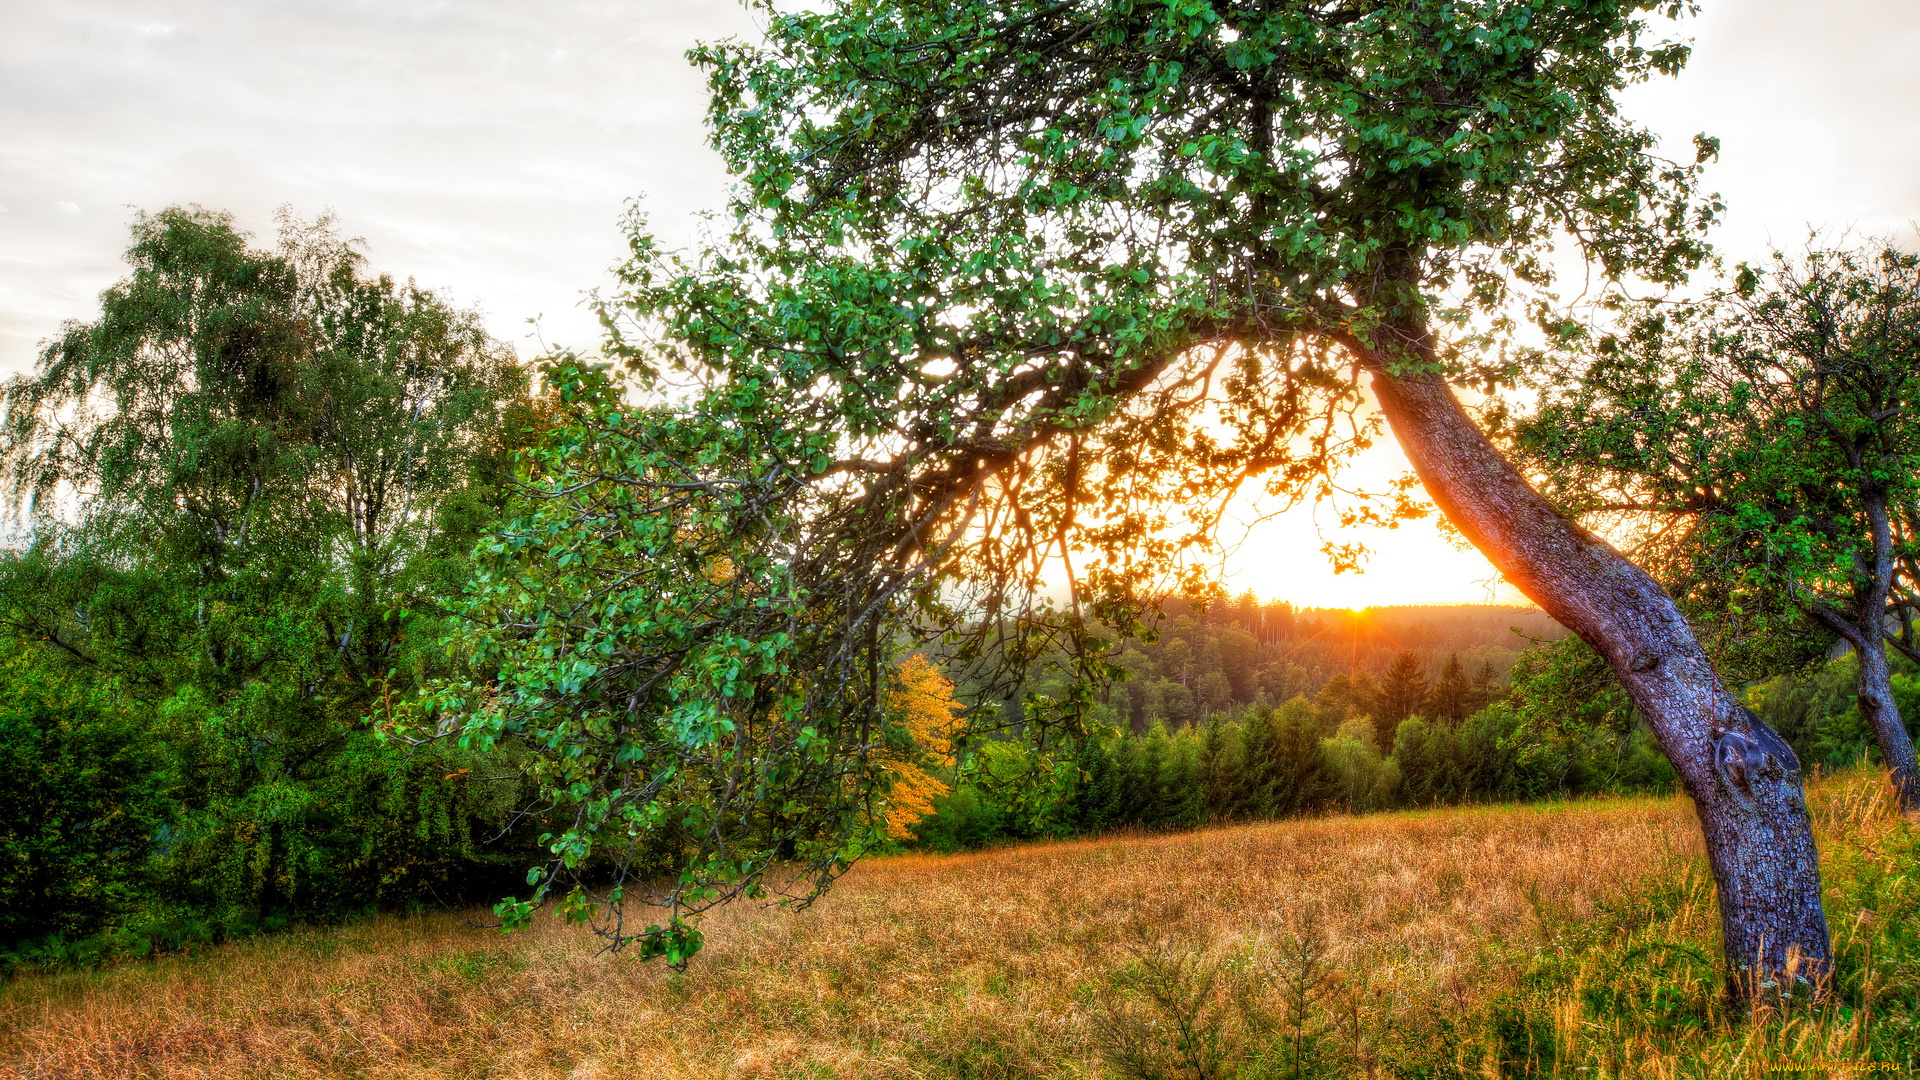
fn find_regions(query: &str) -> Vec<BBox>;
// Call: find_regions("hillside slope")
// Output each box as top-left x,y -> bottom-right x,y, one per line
3,775 -> 1912,1079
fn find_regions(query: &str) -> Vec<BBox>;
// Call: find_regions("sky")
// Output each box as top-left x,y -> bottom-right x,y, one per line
4,0 -> 1916,609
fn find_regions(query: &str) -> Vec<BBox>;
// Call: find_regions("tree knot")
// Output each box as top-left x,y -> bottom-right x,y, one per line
1710,704 -> 1801,795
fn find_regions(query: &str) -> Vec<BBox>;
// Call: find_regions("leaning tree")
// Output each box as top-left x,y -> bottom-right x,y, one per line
1518,243 -> 1920,808
439,0 -> 1829,992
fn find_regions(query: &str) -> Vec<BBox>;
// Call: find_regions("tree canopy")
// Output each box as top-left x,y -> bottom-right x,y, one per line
0,206 -> 541,946
0,205 -> 529,702
1517,242 -> 1920,801
434,0 -> 1737,966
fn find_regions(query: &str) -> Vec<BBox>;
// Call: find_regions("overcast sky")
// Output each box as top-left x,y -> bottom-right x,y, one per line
0,0 -> 761,372
3,0 -> 1916,605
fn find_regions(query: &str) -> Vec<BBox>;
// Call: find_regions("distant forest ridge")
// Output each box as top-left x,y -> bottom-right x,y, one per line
1091,598 -> 1570,732
1192,599 -> 1563,643
1150,596 -> 1566,661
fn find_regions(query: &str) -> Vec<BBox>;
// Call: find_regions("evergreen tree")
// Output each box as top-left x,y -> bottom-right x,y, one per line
1232,590 -> 1260,632
1257,663 -> 1313,705
1469,661 -> 1503,712
1428,654 -> 1474,727
1391,717 -> 1464,807
1199,715 -> 1246,823
1268,699 -> 1333,817
1159,729 -> 1208,829
1265,602 -> 1296,642
1197,670 -> 1235,720
1373,652 -> 1432,749
1238,707 -> 1280,820
1063,736 -> 1124,835
1215,629 -> 1258,702
1315,673 -> 1376,728
1118,727 -> 1164,827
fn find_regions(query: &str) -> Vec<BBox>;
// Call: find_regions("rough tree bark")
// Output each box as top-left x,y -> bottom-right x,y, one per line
1357,351 -> 1832,996
1812,490 -> 1920,808
1852,635 -> 1919,805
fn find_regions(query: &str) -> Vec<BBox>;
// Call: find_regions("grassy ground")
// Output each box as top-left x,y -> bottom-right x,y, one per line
2,772 -> 1914,1079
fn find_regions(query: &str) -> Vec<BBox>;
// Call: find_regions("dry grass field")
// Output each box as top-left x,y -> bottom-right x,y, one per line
2,772 -> 1914,1079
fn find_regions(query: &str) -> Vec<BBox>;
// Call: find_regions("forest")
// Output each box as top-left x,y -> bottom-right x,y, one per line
915,601 -> 1920,852
1,254 -> 1910,961
6,0 -> 1920,1076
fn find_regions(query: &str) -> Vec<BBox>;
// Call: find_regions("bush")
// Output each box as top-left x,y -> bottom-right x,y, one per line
1322,719 -> 1400,813
0,642 -> 541,968
0,679 -> 169,949
150,723 -> 538,930
1391,717 -> 1463,808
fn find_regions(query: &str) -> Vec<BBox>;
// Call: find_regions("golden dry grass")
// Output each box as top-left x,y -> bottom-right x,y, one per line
1,778 -> 1909,1079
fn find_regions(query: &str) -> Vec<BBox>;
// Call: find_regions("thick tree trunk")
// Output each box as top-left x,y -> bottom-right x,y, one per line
1361,361 -> 1831,995
1853,493 -> 1920,808
1852,635 -> 1920,807
1811,487 -> 1920,808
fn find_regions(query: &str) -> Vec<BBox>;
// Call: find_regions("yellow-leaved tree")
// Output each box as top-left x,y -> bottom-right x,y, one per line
880,654 -> 958,840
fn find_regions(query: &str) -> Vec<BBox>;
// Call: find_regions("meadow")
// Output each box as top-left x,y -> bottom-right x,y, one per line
3,771 -> 1912,1080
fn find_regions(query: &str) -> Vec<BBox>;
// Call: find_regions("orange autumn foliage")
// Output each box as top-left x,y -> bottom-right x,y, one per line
879,654 -> 959,839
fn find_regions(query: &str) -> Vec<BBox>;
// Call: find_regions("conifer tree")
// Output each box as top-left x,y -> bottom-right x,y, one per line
1199,715 -> 1246,823
1374,652 -> 1432,749
1428,654 -> 1474,727
1459,704 -> 1521,802
1237,707 -> 1281,820
1262,603 -> 1296,643
1160,730 -> 1208,828
1065,736 -> 1124,835
1268,699 -> 1333,817
1392,717 -> 1463,807
1120,726 -> 1166,827
1469,661 -> 1504,714
1232,591 -> 1260,632
1314,673 -> 1375,728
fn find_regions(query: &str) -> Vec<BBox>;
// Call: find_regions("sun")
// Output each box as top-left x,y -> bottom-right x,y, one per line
1216,438 -> 1528,609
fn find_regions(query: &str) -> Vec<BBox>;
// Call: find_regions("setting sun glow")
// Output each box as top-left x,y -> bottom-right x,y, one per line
1217,427 -> 1529,609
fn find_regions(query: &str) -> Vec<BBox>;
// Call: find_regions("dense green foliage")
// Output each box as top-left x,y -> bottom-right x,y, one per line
0,664 -> 169,948
0,207 -> 546,966
422,358 -> 909,965
1514,243 -> 1920,797
1074,597 -> 1550,733
1519,246 -> 1920,661
423,0 -> 1730,963
1748,651 -> 1920,769
9,0 -> 1903,1001
924,597 -> 1920,858
915,636 -> 1689,851
920,622 -> 1920,856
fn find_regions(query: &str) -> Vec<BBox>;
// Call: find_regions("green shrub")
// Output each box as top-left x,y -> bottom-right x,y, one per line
0,679 -> 169,949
